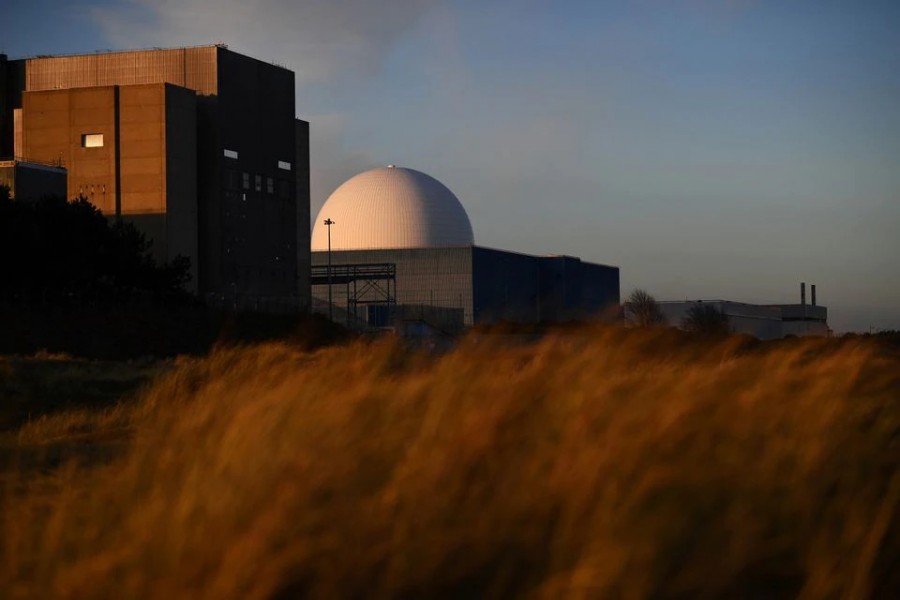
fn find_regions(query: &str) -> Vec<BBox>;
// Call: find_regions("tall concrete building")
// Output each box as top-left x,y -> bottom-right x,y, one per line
0,46 -> 310,309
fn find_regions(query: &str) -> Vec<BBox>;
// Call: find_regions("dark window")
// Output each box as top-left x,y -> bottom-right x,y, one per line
267,176 -> 274,194
242,172 -> 250,190
255,175 -> 262,192
224,169 -> 239,190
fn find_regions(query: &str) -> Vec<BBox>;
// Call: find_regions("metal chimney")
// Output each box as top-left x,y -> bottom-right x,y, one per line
811,284 -> 817,306
801,282 -> 806,307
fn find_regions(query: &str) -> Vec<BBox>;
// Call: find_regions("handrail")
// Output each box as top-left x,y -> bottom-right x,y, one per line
0,156 -> 66,169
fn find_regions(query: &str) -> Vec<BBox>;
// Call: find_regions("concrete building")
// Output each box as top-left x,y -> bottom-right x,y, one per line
658,284 -> 829,340
310,166 -> 619,333
0,47 -> 309,307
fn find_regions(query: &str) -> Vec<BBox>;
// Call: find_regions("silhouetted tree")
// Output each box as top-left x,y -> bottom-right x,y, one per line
0,189 -> 191,307
681,303 -> 731,336
624,289 -> 667,327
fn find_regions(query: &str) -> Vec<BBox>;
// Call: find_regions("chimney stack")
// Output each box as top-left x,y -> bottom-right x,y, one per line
811,284 -> 816,306
801,282 -> 806,307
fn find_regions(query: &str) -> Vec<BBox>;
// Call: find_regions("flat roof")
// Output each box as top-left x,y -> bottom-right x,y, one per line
18,43 -> 224,61
17,43 -> 293,73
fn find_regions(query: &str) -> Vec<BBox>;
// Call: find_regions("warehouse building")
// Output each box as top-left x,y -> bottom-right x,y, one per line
310,166 -> 619,333
0,47 -> 309,307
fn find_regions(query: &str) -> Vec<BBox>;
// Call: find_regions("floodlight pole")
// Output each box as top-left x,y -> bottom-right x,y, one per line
324,218 -> 335,321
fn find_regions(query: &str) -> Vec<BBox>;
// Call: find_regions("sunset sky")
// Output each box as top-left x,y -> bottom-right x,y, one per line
4,0 -> 899,332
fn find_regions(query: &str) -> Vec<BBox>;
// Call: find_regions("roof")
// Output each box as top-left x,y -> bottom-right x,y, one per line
311,166 -> 474,251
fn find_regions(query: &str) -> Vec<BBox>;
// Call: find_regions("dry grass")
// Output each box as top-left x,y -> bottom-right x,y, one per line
1,327 -> 898,599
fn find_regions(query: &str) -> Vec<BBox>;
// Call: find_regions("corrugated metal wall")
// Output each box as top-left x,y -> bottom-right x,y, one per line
473,247 -> 543,324
26,47 -> 218,95
473,249 -> 619,324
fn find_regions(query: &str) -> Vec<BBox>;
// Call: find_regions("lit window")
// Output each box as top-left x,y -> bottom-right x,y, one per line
224,149 -> 238,159
82,133 -> 104,148
278,161 -> 291,171
267,176 -> 274,194
255,175 -> 262,192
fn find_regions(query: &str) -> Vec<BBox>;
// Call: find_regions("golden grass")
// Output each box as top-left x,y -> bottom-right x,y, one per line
2,327 -> 899,599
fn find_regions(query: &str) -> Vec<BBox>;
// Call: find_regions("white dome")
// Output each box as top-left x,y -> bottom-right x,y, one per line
311,166 -> 474,251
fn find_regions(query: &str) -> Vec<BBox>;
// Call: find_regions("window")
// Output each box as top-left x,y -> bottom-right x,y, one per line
242,172 -> 250,190
267,176 -> 274,194
278,160 -> 291,171
81,133 -> 104,148
224,149 -> 239,159
255,175 -> 262,192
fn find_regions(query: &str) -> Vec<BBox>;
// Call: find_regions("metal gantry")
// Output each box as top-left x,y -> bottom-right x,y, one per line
310,263 -> 397,329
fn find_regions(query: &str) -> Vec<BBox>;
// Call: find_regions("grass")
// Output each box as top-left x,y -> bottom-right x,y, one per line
1,326 -> 898,598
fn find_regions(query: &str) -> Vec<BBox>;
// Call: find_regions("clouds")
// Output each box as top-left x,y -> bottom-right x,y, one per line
92,0 -> 438,82
305,114 -> 378,225
78,0 -> 900,330
91,0 -> 441,222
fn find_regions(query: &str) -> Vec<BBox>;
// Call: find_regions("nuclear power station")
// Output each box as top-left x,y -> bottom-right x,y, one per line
1,44 -> 831,337
310,166 -> 619,333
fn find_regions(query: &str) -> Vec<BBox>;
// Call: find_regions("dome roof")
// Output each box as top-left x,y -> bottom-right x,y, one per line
311,166 -> 474,251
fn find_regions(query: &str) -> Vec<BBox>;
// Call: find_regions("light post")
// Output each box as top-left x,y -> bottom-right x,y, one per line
324,218 -> 335,321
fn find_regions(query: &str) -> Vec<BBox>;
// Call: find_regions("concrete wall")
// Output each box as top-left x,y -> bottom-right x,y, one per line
13,108 -> 21,158
474,250 -> 620,324
165,85 -> 199,291
781,321 -> 830,337
295,119 -> 311,312
23,86 -> 118,212
659,300 -> 830,339
25,47 -> 219,96
778,304 -> 828,322
578,261 -> 621,319
215,48 -> 298,300
537,256 -> 620,322
776,303 -> 829,337
14,47 -> 309,307
21,83 -> 200,291
473,247 -> 542,324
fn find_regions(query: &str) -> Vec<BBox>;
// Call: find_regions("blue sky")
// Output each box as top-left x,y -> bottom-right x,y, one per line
4,0 -> 899,331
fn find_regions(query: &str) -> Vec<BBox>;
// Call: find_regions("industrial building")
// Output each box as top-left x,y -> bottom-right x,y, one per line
0,158 -> 66,200
310,166 -> 620,333
658,283 -> 829,339
0,46 -> 309,307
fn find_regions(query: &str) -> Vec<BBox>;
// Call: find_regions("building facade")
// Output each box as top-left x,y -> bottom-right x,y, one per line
311,246 -> 620,333
658,294 -> 829,340
1,47 -> 310,308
